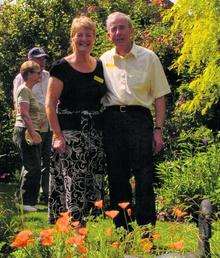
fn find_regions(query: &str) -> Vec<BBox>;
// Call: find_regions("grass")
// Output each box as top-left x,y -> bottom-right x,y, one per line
1,183 -> 220,257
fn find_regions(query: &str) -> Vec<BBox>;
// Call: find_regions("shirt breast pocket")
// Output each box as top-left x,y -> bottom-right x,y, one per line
127,70 -> 147,87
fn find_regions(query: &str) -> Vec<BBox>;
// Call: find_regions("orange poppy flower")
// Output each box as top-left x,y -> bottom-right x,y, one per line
40,229 -> 53,246
71,220 -> 80,228
66,235 -> 85,245
152,0 -> 163,6
118,202 -> 130,209
55,216 -> 70,232
172,207 -> 187,218
105,227 -> 113,237
60,211 -> 70,217
105,210 -> 119,219
140,238 -> 153,252
111,241 -> 120,249
152,231 -> 161,240
168,240 -> 184,250
94,200 -> 103,209
11,230 -> 34,248
55,211 -> 71,232
77,244 -> 88,254
78,227 -> 88,236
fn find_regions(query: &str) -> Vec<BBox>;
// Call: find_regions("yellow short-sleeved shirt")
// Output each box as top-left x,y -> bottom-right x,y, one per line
100,43 -> 171,108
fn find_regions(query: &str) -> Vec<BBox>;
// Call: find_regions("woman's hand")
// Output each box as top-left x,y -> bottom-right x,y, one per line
52,133 -> 66,153
25,130 -> 42,145
45,77 -> 65,153
31,131 -> 42,144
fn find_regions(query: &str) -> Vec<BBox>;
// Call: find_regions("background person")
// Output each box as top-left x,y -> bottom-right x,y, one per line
13,61 -> 43,212
100,12 -> 171,231
13,47 -> 51,204
45,16 -> 107,224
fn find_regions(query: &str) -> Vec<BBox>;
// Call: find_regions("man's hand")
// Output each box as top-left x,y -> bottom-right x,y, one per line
153,129 -> 164,154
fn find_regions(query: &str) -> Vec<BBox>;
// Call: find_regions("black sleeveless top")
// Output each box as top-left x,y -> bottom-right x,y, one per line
50,58 -> 107,130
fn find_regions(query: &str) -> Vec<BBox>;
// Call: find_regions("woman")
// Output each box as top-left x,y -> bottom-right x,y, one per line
13,60 -> 43,212
46,16 -> 107,224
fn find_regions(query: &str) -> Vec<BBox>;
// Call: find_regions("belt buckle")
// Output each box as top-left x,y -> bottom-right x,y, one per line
120,105 -> 126,112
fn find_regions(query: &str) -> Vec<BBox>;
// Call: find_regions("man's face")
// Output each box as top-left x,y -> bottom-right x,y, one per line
107,16 -> 133,48
31,57 -> 46,70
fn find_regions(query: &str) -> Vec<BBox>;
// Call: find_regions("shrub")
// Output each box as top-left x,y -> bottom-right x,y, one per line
156,143 -> 220,212
163,126 -> 215,161
0,88 -> 20,181
163,0 -> 220,115
0,0 -> 173,180
0,0 -> 169,100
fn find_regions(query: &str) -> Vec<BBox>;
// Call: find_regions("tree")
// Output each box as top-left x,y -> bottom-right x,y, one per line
164,0 -> 220,115
0,0 -> 172,174
0,0 -> 168,101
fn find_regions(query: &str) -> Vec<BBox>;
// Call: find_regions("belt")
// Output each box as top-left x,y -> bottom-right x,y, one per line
105,105 -> 150,113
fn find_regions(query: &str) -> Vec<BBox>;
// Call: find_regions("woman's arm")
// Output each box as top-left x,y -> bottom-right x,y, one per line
45,76 -> 66,153
19,102 -> 42,144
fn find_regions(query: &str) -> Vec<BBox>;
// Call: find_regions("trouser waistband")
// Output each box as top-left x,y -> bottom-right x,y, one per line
105,105 -> 150,113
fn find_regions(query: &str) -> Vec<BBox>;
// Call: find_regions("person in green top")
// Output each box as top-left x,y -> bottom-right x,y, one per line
13,60 -> 43,212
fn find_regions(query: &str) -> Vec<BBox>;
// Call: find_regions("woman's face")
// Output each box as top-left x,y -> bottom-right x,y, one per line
28,69 -> 41,85
72,27 -> 95,54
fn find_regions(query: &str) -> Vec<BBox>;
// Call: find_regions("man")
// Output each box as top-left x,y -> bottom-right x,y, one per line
13,47 -> 52,204
100,12 -> 171,230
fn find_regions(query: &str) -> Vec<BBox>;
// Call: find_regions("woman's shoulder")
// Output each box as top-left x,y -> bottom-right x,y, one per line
50,58 -> 69,79
16,84 -> 32,101
94,58 -> 105,74
94,58 -> 104,69
17,84 -> 29,95
96,58 -> 102,65
51,58 -> 67,69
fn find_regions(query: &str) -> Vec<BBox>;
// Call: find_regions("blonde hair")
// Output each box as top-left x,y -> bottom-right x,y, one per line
70,16 -> 96,50
20,60 -> 40,81
106,12 -> 133,31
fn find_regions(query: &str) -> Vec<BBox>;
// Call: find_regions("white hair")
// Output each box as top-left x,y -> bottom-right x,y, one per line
106,12 -> 133,31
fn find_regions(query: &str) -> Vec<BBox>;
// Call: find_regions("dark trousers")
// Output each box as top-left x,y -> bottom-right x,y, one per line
13,127 -> 41,205
103,106 -> 156,229
40,131 -> 52,199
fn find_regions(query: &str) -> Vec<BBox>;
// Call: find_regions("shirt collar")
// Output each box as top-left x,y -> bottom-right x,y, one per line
112,43 -> 138,59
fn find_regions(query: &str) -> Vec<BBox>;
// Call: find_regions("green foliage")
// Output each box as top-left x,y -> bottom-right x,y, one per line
0,0 -> 171,178
164,0 -> 220,114
0,87 -> 19,178
0,88 -> 14,154
0,0 -> 77,99
163,122 -> 216,161
156,143 -> 220,211
1,184 -> 220,256
0,184 -> 22,254
0,0 -> 169,100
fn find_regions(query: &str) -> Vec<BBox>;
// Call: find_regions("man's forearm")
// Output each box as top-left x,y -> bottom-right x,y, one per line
154,96 -> 166,129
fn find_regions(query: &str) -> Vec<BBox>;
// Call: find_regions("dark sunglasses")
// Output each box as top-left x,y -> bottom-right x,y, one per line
30,70 -> 41,75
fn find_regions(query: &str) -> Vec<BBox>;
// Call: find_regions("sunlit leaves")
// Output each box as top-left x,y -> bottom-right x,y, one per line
164,0 -> 220,114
